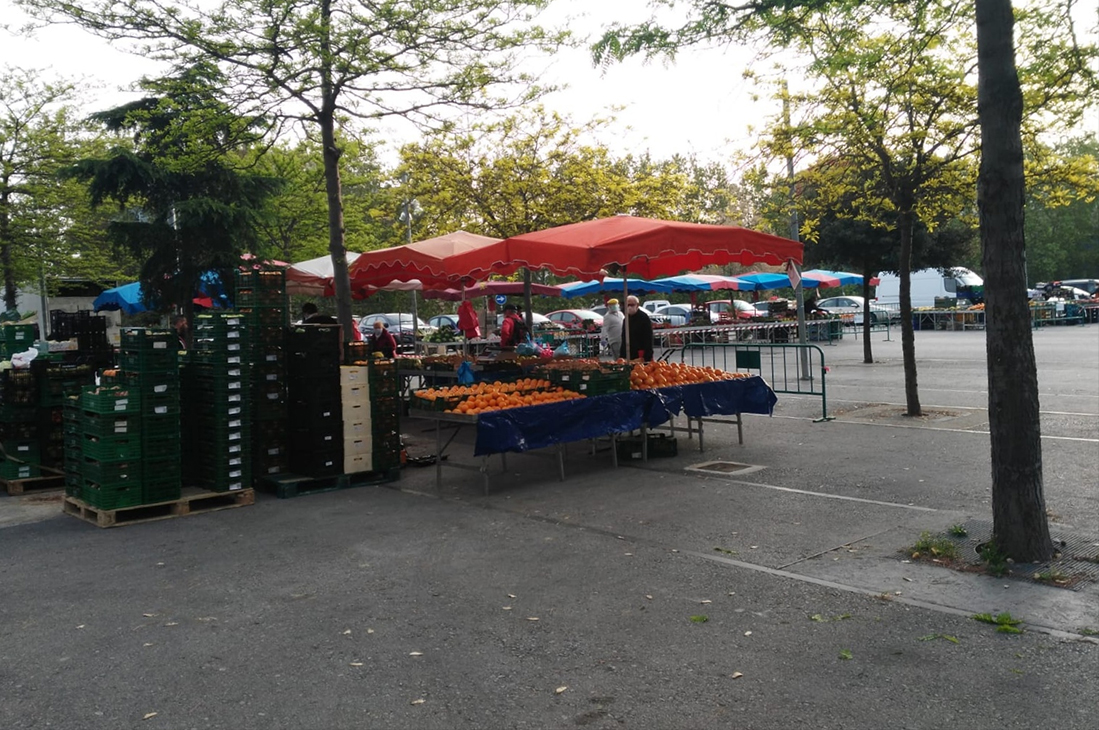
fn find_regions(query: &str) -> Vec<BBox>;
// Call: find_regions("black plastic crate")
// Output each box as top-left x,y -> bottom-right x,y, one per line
0,420 -> 37,441
289,425 -> 343,452
80,457 -> 142,487
120,328 -> 178,350
289,447 -> 343,478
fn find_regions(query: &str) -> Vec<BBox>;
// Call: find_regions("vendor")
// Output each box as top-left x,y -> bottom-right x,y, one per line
369,323 -> 400,362
620,295 -> 654,362
499,304 -> 528,349
369,320 -> 397,359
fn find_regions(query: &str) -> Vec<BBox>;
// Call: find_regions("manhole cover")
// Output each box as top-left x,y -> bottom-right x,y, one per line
685,461 -> 765,477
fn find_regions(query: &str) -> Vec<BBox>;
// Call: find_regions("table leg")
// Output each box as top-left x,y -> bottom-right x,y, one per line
435,419 -> 443,490
737,412 -> 743,445
641,422 -> 649,462
557,443 -> 565,481
610,433 -> 618,468
696,417 -> 705,452
482,455 -> 490,496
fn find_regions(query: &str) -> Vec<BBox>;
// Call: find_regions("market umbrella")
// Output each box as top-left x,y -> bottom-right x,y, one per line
348,230 -> 503,289
559,277 -> 673,299
728,272 -> 794,291
422,280 -> 564,301
286,251 -> 363,297
649,274 -> 755,292
800,269 -> 863,288
441,216 -> 802,281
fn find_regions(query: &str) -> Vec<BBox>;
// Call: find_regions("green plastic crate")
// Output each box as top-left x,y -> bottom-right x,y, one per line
81,386 -> 141,415
82,482 -> 143,510
81,433 -> 142,462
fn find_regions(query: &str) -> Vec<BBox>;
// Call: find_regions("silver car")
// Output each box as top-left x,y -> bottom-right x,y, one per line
816,296 -> 894,324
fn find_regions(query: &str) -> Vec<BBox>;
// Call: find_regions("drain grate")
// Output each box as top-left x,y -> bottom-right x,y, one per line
921,519 -> 1099,591
685,461 -> 765,477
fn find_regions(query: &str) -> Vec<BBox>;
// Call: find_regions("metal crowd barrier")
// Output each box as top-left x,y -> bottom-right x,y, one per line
676,342 -> 833,421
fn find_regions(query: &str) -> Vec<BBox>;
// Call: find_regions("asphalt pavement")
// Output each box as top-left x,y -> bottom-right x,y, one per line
1,326 -> 1097,729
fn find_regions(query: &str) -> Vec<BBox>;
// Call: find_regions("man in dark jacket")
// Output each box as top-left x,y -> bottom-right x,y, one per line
499,304 -> 527,349
620,295 -> 654,361
369,320 -> 397,358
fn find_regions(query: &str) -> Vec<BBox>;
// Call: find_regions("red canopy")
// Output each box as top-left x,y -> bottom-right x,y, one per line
348,230 -> 502,292
421,281 -> 563,301
442,216 -> 802,280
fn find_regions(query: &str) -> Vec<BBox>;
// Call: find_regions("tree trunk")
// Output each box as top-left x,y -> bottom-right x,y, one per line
318,0 -> 354,341
861,266 -> 873,364
976,0 -> 1051,562
897,208 -> 921,416
0,187 -> 15,311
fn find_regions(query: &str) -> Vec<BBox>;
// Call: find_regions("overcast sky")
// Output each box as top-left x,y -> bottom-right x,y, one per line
0,0 -> 774,166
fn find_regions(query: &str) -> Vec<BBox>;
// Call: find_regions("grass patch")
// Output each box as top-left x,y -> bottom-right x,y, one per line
1033,568 -> 1071,585
977,541 -> 1010,577
908,531 -> 960,561
809,613 -> 852,623
838,649 -> 853,660
973,612 -> 1024,634
1078,627 -> 1099,637
948,524 -> 968,537
919,634 -> 960,644
689,615 -> 709,624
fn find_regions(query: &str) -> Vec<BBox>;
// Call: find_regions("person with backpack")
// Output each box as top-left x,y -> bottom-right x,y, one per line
499,304 -> 529,349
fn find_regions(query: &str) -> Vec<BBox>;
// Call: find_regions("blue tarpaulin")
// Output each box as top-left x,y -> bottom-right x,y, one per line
474,376 -> 777,456
93,272 -> 231,314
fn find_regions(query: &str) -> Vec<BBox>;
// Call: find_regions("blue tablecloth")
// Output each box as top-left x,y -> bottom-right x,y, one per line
474,376 -> 776,456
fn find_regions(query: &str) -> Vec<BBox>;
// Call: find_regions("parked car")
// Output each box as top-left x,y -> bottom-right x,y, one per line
705,299 -> 761,323
358,313 -> 435,344
1037,279 -> 1099,297
650,304 -> 692,327
493,312 -> 561,330
641,299 -> 671,314
546,309 -> 604,331
428,314 -> 459,330
590,304 -> 609,317
816,296 -> 893,324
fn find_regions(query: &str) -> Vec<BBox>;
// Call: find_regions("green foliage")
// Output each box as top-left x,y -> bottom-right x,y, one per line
977,541 -> 1010,577
67,64 -> 281,313
1024,135 -> 1099,283
948,524 -> 968,537
838,648 -> 853,660
908,531 -> 961,561
689,614 -> 709,624
972,612 -> 1024,634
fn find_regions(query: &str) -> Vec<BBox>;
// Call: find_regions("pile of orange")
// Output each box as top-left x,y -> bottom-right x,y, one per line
452,387 -> 582,415
629,361 -> 749,390
414,378 -> 553,403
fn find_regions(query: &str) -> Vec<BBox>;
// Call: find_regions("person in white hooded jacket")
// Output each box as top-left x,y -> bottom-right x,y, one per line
602,298 -> 625,358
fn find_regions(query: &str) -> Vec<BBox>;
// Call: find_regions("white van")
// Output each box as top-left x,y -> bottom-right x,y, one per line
875,268 -> 984,308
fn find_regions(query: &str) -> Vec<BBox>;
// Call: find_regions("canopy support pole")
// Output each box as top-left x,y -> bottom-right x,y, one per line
623,272 -> 630,360
523,268 -> 535,338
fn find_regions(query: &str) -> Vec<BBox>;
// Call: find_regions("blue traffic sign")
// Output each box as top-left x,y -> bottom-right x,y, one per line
494,294 -> 507,305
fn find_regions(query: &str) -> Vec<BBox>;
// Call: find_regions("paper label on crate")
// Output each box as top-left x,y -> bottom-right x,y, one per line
227,343 -> 241,352
153,341 -> 167,349
114,423 -> 128,433
228,395 -> 242,404
154,384 -> 168,393
267,466 -> 280,474
229,432 -> 242,442
229,483 -> 242,491
229,470 -> 242,479
154,406 -> 168,415
265,392 -> 279,401
323,434 -> 333,442
266,446 -> 281,456
113,400 -> 129,411
228,330 -> 240,339
229,419 -> 242,428
228,443 -> 241,453
264,354 -> 278,363
265,373 -> 278,381
229,406 -> 242,416
230,457 -> 242,466
322,410 -> 333,418
16,445 -> 30,453
228,368 -> 242,377
227,317 -> 242,326
229,381 -> 241,390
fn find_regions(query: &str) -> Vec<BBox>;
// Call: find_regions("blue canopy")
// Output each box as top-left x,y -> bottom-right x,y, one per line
730,272 -> 793,291
559,277 -> 674,299
93,272 -> 230,314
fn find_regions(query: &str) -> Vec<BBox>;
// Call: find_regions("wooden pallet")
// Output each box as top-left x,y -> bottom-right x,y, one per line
2,466 -> 66,496
258,468 -> 399,499
62,487 -> 254,528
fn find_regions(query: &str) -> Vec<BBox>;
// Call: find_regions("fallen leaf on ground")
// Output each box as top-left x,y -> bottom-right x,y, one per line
645,595 -> 653,600
410,699 -> 425,705
142,613 -> 156,618
76,625 -> 85,629
527,617 -> 540,621
349,662 -> 363,667
409,652 -> 423,657
143,712 -> 157,720
507,594 -> 517,599
555,686 -> 568,694
342,629 -> 351,635
732,672 -> 743,679
164,622 -> 179,627
624,553 -> 633,556
143,643 -> 153,647
502,606 -> 512,610
744,631 -> 752,636
367,629 -> 375,634
700,600 -> 712,604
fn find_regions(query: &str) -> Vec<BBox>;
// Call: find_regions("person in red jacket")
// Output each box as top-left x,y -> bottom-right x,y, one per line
369,320 -> 397,358
499,304 -> 528,349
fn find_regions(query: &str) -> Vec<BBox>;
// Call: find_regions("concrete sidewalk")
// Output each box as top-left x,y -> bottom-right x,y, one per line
2,328 -> 1097,729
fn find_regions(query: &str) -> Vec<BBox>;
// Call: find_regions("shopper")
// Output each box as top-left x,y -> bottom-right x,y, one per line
499,304 -> 528,349
301,302 -> 337,325
620,295 -> 654,362
369,320 -> 397,359
602,298 -> 625,358
172,315 -> 189,350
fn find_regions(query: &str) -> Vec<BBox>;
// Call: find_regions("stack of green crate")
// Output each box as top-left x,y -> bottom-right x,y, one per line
76,384 -> 143,509
0,367 -> 40,481
62,395 -> 83,497
367,359 -> 401,471
0,324 -> 36,360
183,311 -> 252,492
236,269 -> 290,479
35,361 -> 96,470
119,328 -> 182,504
